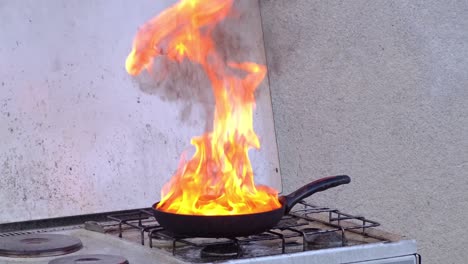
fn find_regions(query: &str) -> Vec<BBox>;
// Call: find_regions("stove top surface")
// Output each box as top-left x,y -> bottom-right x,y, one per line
0,203 -> 418,264
0,228 -> 183,264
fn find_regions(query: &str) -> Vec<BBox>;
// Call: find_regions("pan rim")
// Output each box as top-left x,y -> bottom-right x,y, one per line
152,202 -> 285,217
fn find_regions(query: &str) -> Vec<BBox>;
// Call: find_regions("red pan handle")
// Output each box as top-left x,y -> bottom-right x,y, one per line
279,175 -> 351,214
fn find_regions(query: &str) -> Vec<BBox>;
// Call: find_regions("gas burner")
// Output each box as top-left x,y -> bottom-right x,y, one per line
248,232 -> 277,240
303,228 -> 347,249
0,234 -> 83,257
49,254 -> 129,264
301,227 -> 322,234
275,217 -> 308,229
200,243 -> 241,259
149,229 -> 174,248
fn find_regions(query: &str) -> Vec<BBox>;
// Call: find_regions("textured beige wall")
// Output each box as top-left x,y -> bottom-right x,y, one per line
260,0 -> 468,263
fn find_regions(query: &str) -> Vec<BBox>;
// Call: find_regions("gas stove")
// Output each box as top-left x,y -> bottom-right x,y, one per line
0,201 -> 419,264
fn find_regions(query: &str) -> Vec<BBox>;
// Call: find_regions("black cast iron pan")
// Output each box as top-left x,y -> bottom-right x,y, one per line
152,175 -> 350,238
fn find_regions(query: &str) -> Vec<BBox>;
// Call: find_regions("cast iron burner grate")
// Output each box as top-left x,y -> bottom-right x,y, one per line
106,201 -> 382,261
0,234 -> 83,258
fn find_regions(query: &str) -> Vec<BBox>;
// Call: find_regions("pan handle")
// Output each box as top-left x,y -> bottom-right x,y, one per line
280,175 -> 351,214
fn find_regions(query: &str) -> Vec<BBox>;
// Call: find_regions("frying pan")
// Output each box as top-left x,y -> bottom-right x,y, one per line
152,175 -> 350,238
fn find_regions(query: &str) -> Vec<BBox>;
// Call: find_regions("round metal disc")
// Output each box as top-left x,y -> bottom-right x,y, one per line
0,234 -> 83,258
49,254 -> 129,264
305,230 -> 346,249
200,243 -> 241,258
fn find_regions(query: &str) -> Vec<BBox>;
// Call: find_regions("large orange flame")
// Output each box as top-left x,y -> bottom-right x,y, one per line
126,0 -> 281,215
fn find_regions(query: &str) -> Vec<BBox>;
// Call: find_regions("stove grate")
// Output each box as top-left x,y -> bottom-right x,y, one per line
107,209 -> 161,246
106,201 -> 383,260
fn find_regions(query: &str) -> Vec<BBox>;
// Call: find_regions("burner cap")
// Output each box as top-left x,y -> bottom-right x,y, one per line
200,243 -> 241,259
149,230 -> 174,248
49,254 -> 129,264
0,234 -> 83,258
304,230 -> 346,249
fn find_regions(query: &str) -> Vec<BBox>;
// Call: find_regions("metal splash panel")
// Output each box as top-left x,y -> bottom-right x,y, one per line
0,0 -> 280,223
